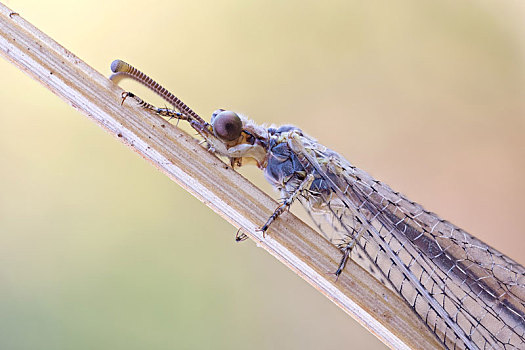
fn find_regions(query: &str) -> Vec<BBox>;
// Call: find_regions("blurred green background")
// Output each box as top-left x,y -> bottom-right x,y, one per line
1,1 -> 524,349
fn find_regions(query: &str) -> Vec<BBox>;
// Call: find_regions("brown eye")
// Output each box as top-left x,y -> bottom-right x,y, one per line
212,111 -> 242,141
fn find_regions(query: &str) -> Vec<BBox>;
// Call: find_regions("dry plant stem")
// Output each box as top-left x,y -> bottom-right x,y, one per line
0,4 -> 442,350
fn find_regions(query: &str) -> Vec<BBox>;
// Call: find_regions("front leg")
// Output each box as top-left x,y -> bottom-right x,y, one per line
121,92 -> 189,121
259,174 -> 315,235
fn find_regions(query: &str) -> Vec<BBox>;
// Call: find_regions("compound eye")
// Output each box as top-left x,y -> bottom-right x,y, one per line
212,111 -> 242,141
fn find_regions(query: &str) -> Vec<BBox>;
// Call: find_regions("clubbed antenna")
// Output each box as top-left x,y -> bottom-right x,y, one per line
110,59 -> 205,124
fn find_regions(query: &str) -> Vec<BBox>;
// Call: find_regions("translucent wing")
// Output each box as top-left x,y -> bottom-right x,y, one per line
109,59 -> 525,349
288,133 -> 525,350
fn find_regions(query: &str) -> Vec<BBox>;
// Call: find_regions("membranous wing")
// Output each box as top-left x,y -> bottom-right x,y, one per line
286,131 -> 525,350
109,57 -> 525,349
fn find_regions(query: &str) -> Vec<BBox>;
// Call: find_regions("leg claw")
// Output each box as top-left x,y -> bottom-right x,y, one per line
255,226 -> 268,238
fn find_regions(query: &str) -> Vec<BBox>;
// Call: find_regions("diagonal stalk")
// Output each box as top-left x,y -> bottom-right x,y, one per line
0,3 -> 441,349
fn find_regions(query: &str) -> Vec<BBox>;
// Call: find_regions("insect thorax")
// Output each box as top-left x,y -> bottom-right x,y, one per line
263,127 -> 334,197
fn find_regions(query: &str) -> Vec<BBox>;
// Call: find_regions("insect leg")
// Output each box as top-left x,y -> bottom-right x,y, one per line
258,174 -> 315,235
120,92 -> 190,121
334,225 -> 364,277
235,228 -> 248,242
286,133 -> 368,277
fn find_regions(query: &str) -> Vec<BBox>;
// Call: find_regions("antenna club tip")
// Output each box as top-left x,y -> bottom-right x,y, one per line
110,59 -> 128,73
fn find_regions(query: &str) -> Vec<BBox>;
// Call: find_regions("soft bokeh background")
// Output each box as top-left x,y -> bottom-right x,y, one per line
1,1 -> 524,349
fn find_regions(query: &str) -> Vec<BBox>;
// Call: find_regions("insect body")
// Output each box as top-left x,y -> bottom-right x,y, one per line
110,60 -> 525,350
